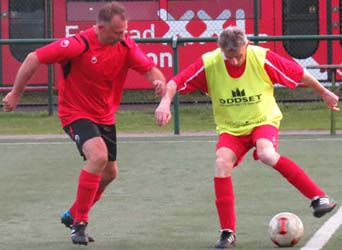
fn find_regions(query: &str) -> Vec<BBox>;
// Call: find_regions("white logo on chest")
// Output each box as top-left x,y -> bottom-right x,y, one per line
91,56 -> 97,64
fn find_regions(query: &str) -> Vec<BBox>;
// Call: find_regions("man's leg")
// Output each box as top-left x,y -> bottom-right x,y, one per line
62,121 -> 119,244
214,148 -> 237,233
253,125 -> 336,218
62,161 -> 117,243
273,156 -> 336,217
93,161 -> 118,204
70,137 -> 107,245
214,147 -> 237,249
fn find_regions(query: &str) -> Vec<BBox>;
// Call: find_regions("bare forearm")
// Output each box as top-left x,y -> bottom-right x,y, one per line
302,70 -> 340,111
144,67 -> 166,96
302,70 -> 327,96
11,52 -> 41,96
154,80 -> 178,126
2,52 -> 41,112
160,80 -> 177,105
144,67 -> 166,84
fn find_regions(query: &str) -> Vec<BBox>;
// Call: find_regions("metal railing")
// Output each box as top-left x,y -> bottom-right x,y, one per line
1,34 -> 342,134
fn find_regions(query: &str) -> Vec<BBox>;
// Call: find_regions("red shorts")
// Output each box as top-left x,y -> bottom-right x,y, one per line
216,125 -> 279,166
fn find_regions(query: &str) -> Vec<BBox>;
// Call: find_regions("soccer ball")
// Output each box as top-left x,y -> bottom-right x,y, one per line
268,212 -> 304,247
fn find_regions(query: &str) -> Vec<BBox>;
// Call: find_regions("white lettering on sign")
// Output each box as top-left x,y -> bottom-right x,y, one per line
147,52 -> 173,68
236,9 -> 246,31
129,24 -> 155,39
158,8 -> 246,39
158,9 -> 194,40
65,25 -> 79,37
197,9 -> 231,37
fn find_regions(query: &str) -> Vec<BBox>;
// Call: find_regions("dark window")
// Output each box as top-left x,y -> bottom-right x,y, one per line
9,0 -> 46,62
282,0 -> 319,59
66,0 -> 159,21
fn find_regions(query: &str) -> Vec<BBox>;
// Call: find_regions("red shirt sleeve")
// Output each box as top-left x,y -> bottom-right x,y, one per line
36,35 -> 87,64
172,48 -> 305,94
125,37 -> 155,74
264,50 -> 304,88
172,57 -> 208,94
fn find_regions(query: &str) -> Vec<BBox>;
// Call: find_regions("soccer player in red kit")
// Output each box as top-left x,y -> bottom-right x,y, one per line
155,26 -> 338,249
3,2 -> 166,245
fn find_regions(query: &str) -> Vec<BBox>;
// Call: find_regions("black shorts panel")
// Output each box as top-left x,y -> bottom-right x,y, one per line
64,119 -> 117,161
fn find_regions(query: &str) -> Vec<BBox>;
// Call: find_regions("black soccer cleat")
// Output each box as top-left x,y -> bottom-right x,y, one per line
71,221 -> 90,245
61,210 -> 94,242
214,230 -> 236,249
311,196 -> 337,218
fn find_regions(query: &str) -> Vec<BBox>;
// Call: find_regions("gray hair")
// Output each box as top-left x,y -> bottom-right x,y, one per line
218,26 -> 248,50
97,1 -> 127,23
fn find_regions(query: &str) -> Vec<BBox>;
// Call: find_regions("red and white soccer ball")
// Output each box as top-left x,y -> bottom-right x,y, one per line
268,212 -> 304,247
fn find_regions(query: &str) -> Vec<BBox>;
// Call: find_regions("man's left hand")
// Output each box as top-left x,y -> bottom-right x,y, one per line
153,80 -> 166,97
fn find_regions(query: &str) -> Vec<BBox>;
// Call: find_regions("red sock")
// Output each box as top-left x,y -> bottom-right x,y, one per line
273,156 -> 325,199
93,186 -> 105,204
69,185 -> 106,218
69,201 -> 77,218
74,169 -> 101,223
214,177 -> 236,232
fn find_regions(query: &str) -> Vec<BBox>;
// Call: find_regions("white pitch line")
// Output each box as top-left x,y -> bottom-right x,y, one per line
1,136 -> 342,146
0,141 -> 73,145
300,205 -> 342,250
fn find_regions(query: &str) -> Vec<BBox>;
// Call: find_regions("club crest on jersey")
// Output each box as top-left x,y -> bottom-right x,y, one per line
91,56 -> 97,64
60,39 -> 70,48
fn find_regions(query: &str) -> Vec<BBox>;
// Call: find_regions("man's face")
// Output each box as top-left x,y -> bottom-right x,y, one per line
98,15 -> 127,45
222,44 -> 247,67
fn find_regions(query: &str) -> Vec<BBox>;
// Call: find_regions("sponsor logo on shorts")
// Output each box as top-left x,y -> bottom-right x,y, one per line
74,134 -> 80,143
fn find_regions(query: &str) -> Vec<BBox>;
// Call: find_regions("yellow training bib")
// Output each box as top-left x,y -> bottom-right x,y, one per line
203,46 -> 282,135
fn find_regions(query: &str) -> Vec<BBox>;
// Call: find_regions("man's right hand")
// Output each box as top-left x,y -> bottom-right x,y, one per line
155,103 -> 172,127
154,80 -> 177,127
321,89 -> 340,112
2,92 -> 20,112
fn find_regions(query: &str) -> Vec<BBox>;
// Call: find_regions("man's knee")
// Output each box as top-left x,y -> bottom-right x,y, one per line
83,137 -> 108,167
215,149 -> 236,177
257,147 -> 279,166
104,162 -> 118,182
87,151 -> 108,167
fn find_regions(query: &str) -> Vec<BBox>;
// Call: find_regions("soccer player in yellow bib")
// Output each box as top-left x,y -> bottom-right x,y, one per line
155,26 -> 339,249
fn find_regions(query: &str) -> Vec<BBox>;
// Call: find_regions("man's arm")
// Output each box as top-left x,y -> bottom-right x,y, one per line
154,57 -> 208,127
155,80 -> 178,127
302,69 -> 340,111
144,66 -> 166,97
2,52 -> 41,112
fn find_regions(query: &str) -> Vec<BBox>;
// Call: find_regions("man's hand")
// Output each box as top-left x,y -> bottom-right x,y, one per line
322,89 -> 340,111
155,103 -> 172,127
2,92 -> 20,112
153,80 -> 166,97
154,80 -> 177,126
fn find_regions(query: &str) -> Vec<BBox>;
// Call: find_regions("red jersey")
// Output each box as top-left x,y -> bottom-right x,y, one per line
36,27 -> 154,127
172,46 -> 304,94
